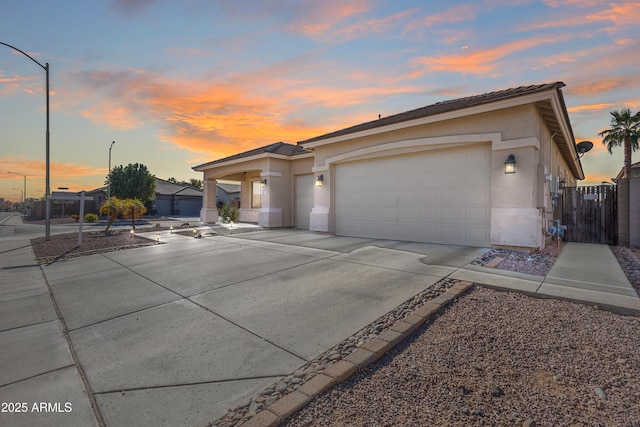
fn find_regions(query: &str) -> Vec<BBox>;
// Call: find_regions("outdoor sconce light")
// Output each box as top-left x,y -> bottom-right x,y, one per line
504,154 -> 516,174
261,178 -> 268,185
315,174 -> 323,187
130,229 -> 134,238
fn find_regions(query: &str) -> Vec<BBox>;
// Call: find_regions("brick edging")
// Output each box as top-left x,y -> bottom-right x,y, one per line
241,281 -> 474,427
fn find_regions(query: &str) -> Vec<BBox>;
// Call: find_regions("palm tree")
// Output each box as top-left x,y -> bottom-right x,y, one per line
121,198 -> 147,231
99,196 -> 125,235
598,108 -> 640,179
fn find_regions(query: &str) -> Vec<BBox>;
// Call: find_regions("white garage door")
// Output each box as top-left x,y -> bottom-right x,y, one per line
295,174 -> 314,229
335,145 -> 491,246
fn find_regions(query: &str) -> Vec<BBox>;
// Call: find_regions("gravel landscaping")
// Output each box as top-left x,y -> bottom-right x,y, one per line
284,286 -> 640,427
213,240 -> 640,427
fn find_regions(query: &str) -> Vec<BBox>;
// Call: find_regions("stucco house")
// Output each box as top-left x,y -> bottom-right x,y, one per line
193,82 -> 584,250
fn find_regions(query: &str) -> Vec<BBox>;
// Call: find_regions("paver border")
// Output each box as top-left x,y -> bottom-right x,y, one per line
239,281 -> 474,427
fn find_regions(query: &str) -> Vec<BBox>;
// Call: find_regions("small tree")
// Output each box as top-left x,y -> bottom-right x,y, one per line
107,163 -> 156,203
121,198 -> 147,231
189,178 -> 203,190
99,196 -> 125,235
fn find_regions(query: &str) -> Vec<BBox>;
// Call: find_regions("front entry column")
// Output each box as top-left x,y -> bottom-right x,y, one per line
200,178 -> 219,223
258,171 -> 283,227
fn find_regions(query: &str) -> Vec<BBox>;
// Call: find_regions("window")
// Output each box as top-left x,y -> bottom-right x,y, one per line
252,180 -> 262,208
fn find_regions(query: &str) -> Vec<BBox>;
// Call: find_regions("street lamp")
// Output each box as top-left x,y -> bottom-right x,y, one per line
108,141 -> 115,197
8,171 -> 27,216
1,41 -> 51,240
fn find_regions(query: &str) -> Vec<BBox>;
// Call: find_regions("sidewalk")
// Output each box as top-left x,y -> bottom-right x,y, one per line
0,236 -> 100,426
451,242 -> 640,314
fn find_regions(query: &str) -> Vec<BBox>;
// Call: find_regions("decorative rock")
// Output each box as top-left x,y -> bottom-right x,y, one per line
265,395 -> 279,406
248,401 -> 263,413
472,409 -> 484,417
491,386 -> 505,397
290,377 -> 302,384
522,419 -> 537,427
594,387 -> 608,400
275,382 -> 288,393
329,353 -> 342,361
461,407 -> 470,415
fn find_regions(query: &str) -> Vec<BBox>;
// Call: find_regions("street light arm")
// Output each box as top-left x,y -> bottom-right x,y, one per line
0,41 -> 47,71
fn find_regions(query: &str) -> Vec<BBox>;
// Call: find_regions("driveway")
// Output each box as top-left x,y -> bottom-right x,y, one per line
9,229 -> 486,426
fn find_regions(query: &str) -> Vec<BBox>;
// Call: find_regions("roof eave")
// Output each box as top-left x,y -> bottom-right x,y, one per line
193,151 -> 314,172
299,89 -> 560,150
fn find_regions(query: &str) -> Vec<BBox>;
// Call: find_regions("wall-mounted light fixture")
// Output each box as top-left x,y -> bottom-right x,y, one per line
504,154 -> 516,174
261,178 -> 267,185
315,174 -> 323,187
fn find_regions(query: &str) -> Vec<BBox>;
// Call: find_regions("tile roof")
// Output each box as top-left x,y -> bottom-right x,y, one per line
193,142 -> 310,169
298,82 -> 566,145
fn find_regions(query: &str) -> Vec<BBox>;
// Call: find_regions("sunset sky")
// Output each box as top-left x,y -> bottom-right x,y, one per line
1,0 -> 639,202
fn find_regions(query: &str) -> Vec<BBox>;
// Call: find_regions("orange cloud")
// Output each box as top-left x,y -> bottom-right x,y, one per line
287,0 -> 372,39
404,4 -> 477,33
567,103 -> 614,113
411,36 -> 558,76
0,158 -> 107,200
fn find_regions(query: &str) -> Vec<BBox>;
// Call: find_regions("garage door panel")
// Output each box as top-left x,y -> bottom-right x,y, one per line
335,146 -> 491,246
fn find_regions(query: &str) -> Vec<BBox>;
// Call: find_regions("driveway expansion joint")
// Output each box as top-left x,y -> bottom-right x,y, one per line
213,278 -> 472,426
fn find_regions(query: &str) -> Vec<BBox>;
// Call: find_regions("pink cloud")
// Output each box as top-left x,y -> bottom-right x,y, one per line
410,36 -> 558,76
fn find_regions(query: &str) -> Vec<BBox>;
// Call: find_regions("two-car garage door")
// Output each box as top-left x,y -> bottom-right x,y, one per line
335,145 -> 491,247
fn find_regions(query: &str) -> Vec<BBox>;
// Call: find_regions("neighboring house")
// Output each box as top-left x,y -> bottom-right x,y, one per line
193,82 -> 584,250
150,178 -> 203,217
87,178 -> 209,217
215,182 -> 241,207
615,161 -> 640,181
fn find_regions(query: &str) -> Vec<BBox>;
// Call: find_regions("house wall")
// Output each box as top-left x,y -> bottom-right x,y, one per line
199,155 -> 313,227
309,105 -> 554,249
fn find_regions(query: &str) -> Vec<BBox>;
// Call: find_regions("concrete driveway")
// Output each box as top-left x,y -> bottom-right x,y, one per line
1,228 -> 486,427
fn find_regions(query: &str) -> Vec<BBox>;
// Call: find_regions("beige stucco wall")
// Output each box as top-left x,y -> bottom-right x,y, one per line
197,101 -> 580,250
306,104 -> 579,250
199,155 -> 313,227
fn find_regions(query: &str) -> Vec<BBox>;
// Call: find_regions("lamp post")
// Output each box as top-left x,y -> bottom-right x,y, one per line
1,41 -> 51,240
108,141 -> 115,197
8,171 -> 27,216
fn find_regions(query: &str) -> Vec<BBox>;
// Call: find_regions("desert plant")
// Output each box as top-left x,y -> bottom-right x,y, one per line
99,196 -> 126,235
121,198 -> 147,231
84,213 -> 98,223
218,202 -> 239,223
599,108 -> 640,179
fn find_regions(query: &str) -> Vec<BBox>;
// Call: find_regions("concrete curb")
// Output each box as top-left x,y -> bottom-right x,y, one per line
241,281 -> 474,427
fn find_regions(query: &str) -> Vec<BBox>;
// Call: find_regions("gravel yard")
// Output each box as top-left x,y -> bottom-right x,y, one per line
285,287 -> 640,427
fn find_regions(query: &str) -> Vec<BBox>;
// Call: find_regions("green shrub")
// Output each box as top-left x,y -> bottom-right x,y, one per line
84,213 -> 98,223
218,202 -> 239,224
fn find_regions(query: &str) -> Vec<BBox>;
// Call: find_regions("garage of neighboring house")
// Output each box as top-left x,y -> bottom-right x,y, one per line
333,145 -> 491,246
